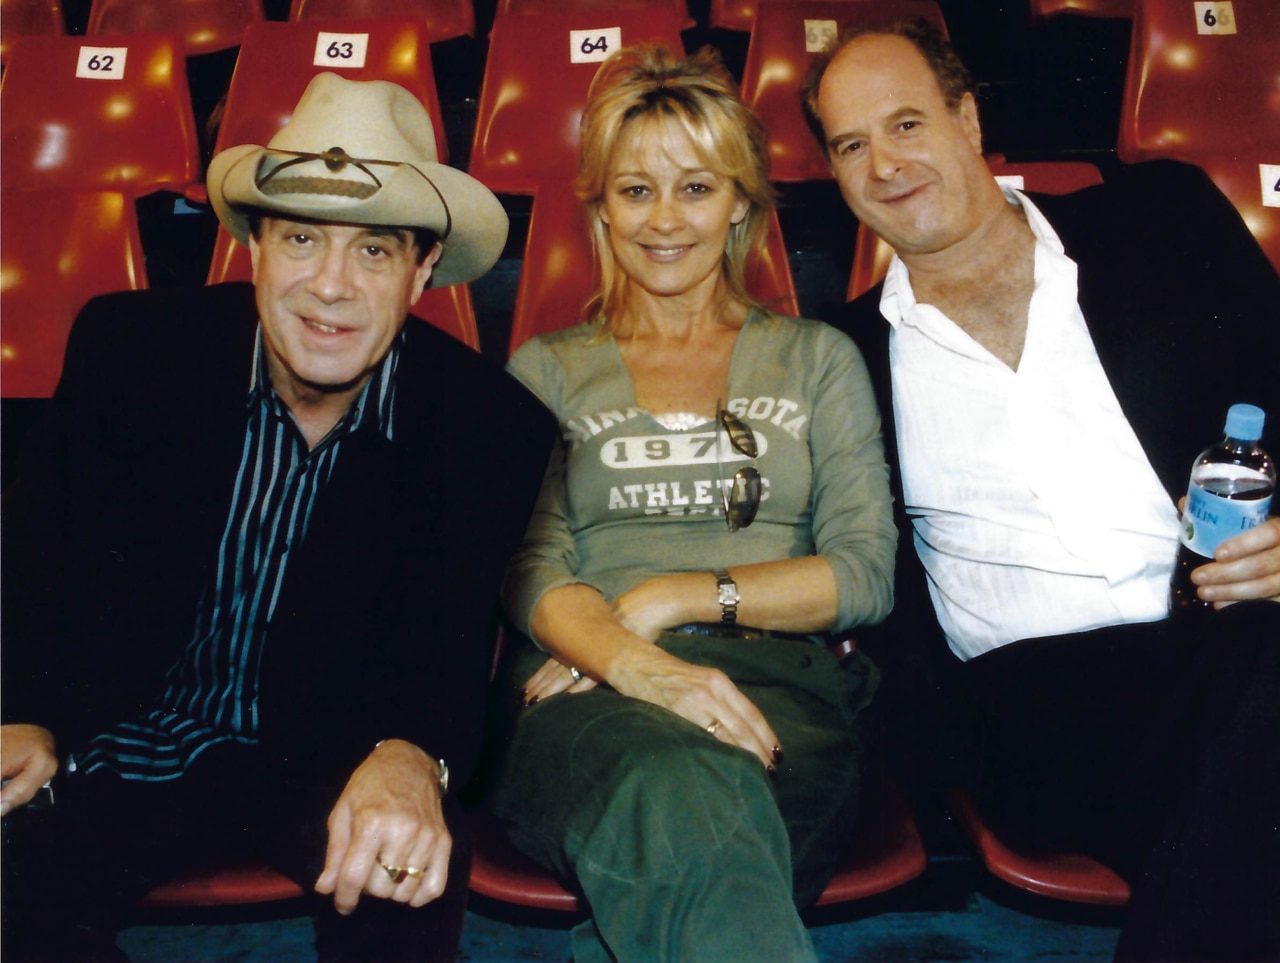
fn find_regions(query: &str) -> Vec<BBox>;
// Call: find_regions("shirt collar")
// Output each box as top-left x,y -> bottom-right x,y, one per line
878,186 -> 1066,329
248,328 -> 403,443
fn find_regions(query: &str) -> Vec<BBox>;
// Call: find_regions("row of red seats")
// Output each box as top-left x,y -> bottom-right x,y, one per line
10,0 -> 1276,185
0,0 -> 1147,67
0,153 -> 1099,397
0,0 -> 475,64
4,1 -> 1276,244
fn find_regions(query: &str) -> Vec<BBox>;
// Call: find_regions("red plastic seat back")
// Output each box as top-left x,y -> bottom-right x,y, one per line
1030,0 -> 1133,16
0,0 -> 65,66
0,33 -> 201,196
508,180 -> 597,355
206,227 -> 481,350
289,0 -> 476,44
87,0 -> 264,56
496,0 -> 694,29
1190,155 -> 1280,275
1,189 -> 148,398
469,8 -> 689,195
208,17 -> 448,164
741,0 -> 948,183
510,180 -> 798,356
949,788 -> 1131,905
1118,0 -> 1280,163
848,157 -> 1103,301
712,0 -> 901,32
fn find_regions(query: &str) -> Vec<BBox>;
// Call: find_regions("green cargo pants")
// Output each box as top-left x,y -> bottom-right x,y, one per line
490,630 -> 879,963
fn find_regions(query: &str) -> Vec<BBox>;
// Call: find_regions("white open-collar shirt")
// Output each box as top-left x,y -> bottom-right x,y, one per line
881,187 -> 1180,661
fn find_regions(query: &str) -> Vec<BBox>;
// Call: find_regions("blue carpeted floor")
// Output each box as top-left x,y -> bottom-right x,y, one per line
117,870 -> 1124,962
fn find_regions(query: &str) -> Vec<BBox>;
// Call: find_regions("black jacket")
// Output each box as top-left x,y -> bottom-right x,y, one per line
2,282 -> 557,791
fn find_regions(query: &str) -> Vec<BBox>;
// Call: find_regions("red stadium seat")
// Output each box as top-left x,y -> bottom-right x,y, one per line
289,0 -> 476,44
1191,154 -> 1280,274
469,8 -> 689,195
740,0 -> 949,183
86,0 -> 265,56
495,0 -> 694,29
189,13 -> 447,209
140,863 -> 305,908
949,788 -> 1131,906
711,0 -> 896,33
206,226 -> 482,350
507,180 -> 596,354
509,180 -> 799,356
848,156 -> 1104,300
0,33 -> 202,197
1029,0 -> 1133,16
1118,0 -> 1280,164
470,757 -> 926,910
0,0 -> 65,67
1,190 -> 147,398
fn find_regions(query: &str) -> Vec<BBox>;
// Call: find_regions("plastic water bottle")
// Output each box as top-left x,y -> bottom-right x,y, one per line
1170,404 -> 1275,617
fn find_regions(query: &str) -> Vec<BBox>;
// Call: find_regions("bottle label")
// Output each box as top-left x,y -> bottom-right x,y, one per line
1180,481 -> 1273,557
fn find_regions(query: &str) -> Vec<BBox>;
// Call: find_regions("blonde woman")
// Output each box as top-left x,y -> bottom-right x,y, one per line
491,45 -> 896,963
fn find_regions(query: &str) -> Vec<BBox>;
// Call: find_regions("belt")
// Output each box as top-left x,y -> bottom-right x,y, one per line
668,623 -> 859,662
669,622 -> 815,642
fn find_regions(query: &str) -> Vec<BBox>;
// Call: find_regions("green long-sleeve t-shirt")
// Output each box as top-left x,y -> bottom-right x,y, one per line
502,310 -> 897,639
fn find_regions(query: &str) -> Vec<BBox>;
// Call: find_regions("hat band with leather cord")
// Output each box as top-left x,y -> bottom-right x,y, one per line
254,147 -> 455,241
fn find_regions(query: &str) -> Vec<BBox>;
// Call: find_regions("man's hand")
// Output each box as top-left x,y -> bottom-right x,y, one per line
314,739 -> 450,915
0,724 -> 58,817
1193,515 -> 1280,607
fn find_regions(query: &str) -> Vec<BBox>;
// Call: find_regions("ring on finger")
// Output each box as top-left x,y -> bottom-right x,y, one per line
706,718 -> 721,736
568,666 -> 582,683
379,860 -> 425,885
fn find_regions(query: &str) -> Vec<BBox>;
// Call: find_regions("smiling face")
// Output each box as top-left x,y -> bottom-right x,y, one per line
249,217 -> 438,410
816,34 -> 1000,259
599,116 -> 750,304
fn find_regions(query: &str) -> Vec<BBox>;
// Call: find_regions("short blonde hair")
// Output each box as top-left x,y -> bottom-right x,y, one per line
575,44 -> 776,333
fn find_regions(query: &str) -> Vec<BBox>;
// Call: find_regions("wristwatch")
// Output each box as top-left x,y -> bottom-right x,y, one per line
714,569 -> 739,625
435,758 -> 450,797
375,740 -> 449,796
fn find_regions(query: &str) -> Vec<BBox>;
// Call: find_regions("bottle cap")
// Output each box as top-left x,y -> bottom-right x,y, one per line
1224,404 -> 1265,442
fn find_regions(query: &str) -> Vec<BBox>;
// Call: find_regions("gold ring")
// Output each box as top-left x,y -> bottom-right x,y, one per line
568,666 -> 582,683
706,719 -> 721,736
380,861 -> 424,885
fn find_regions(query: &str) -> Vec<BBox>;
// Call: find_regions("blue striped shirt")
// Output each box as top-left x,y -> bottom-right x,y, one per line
70,332 -> 401,781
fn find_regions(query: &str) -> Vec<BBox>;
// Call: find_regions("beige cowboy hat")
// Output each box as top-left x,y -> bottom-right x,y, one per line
207,72 -> 507,288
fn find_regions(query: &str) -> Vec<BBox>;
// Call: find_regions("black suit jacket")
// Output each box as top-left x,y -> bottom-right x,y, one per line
2,282 -> 557,791
827,161 -> 1280,781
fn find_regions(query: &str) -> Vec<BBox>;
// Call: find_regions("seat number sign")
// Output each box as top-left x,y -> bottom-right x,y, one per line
313,32 -> 370,69
76,46 -> 128,80
804,20 -> 838,53
571,27 -> 622,64
1262,165 -> 1280,209
1194,2 -> 1236,34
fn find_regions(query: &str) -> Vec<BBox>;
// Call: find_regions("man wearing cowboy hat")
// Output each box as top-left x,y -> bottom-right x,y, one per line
1,73 -> 555,962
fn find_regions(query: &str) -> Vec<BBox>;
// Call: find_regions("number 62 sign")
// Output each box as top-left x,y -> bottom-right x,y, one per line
76,46 -> 128,80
